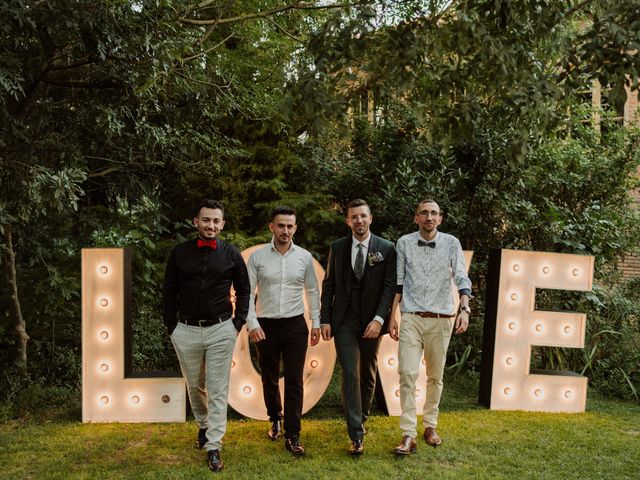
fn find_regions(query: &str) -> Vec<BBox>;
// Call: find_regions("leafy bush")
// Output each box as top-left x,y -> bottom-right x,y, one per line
308,105 -> 640,400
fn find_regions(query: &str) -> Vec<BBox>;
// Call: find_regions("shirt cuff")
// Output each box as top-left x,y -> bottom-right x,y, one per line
373,315 -> 384,325
458,288 -> 472,298
396,284 -> 404,294
246,316 -> 260,332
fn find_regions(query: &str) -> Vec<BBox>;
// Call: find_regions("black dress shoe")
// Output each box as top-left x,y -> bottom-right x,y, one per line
393,435 -> 417,455
196,427 -> 208,449
349,440 -> 364,456
267,419 -> 282,441
285,434 -> 305,456
207,449 -> 224,473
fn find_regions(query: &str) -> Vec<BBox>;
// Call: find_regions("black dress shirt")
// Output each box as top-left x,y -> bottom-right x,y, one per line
163,238 -> 250,334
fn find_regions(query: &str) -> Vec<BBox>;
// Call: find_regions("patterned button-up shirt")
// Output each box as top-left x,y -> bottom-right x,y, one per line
396,231 -> 471,315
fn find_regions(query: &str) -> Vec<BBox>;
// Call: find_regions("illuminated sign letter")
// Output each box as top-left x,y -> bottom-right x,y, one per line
228,245 -> 336,419
377,251 -> 474,416
479,249 -> 593,412
82,248 -> 186,422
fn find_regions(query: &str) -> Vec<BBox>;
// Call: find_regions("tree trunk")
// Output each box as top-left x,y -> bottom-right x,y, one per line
2,224 -> 28,373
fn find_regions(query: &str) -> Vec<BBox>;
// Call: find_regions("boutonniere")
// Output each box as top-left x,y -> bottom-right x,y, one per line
367,251 -> 384,266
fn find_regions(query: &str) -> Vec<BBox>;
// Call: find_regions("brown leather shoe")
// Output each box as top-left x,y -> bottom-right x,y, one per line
424,427 -> 442,447
349,439 -> 364,456
267,419 -> 282,441
393,435 -> 417,455
285,435 -> 305,456
207,449 -> 224,473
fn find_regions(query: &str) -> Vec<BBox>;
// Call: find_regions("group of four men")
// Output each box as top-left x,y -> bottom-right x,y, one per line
163,198 -> 471,473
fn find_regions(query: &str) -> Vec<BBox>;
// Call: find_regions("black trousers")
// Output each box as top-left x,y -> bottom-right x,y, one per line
256,314 -> 309,437
333,317 -> 382,442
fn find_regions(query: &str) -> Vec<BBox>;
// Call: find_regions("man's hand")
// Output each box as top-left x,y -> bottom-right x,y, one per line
310,328 -> 321,346
388,318 -> 399,341
454,311 -> 469,334
320,324 -> 332,341
362,320 -> 382,339
248,327 -> 266,343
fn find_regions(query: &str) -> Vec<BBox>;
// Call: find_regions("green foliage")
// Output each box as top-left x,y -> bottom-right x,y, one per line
297,0 -> 640,162
0,0 -> 336,400
2,0 -> 640,414
307,102 -> 640,400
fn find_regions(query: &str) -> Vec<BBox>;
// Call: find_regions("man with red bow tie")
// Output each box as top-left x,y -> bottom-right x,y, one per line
163,199 -> 250,473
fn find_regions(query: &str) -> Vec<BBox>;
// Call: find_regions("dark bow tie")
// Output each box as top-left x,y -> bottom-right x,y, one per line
197,239 -> 217,249
417,239 -> 436,248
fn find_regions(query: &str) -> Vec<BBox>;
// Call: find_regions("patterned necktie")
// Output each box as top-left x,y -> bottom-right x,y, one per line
354,243 -> 365,280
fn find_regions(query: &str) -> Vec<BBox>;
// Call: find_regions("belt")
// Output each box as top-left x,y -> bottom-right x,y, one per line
180,316 -> 231,327
411,311 -> 455,318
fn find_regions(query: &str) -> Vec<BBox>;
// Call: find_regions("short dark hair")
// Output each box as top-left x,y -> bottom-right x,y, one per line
416,199 -> 440,213
196,199 -> 224,218
345,199 -> 369,216
271,205 -> 296,221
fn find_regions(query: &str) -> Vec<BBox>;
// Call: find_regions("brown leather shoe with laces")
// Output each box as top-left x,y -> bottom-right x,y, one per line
285,434 -> 305,456
393,435 -> 417,455
349,439 -> 364,455
423,427 -> 443,447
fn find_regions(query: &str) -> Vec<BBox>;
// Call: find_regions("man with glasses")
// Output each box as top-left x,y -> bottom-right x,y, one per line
389,199 -> 471,455
320,199 -> 396,455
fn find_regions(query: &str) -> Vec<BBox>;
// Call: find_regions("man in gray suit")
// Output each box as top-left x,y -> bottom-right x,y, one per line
320,199 -> 396,455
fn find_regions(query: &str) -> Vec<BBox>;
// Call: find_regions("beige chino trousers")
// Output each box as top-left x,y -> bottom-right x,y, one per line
398,312 -> 454,438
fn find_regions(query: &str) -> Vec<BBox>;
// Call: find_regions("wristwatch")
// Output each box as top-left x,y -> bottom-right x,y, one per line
460,305 -> 471,314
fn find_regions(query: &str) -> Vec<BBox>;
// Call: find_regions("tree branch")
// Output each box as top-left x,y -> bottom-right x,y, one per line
42,78 -> 123,89
175,71 -> 232,90
264,16 -> 305,44
181,1 -> 367,26
87,167 -> 121,178
182,32 -> 235,62
564,0 -> 593,20
50,59 -> 96,71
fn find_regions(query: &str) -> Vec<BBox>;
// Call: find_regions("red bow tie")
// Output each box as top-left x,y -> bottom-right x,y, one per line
197,239 -> 217,249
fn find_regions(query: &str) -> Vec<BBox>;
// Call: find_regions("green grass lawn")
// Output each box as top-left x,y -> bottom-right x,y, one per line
1,374 -> 638,479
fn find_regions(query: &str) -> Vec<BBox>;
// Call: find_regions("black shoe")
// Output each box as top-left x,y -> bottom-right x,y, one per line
207,449 -> 224,473
285,434 -> 305,456
268,419 -> 282,441
196,427 -> 208,449
349,439 -> 364,456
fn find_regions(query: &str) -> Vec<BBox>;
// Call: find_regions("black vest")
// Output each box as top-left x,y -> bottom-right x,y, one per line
347,269 -> 363,328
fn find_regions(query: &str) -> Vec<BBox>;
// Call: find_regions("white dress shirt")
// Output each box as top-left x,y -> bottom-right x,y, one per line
246,238 -> 320,331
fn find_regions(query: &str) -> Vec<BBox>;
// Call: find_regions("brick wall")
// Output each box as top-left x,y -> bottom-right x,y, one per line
619,87 -> 640,279
620,163 -> 640,279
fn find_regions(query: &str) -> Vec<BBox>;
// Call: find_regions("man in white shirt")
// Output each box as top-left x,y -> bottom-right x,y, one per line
246,206 -> 321,456
389,199 -> 471,455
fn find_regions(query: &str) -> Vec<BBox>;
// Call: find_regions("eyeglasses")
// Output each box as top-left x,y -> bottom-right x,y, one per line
417,210 -> 441,217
